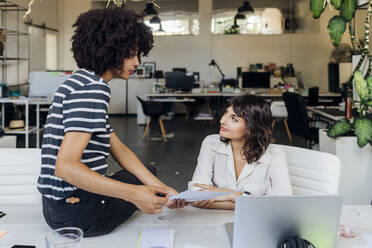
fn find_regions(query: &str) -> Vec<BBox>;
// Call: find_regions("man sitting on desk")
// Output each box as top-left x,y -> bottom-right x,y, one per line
37,8 -> 185,237
190,94 -> 293,209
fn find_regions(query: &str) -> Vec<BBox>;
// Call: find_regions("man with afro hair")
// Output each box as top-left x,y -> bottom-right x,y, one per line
37,7 -> 184,237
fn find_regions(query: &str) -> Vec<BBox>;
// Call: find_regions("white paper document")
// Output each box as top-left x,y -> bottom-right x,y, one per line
137,228 -> 174,248
354,234 -> 372,248
169,190 -> 233,202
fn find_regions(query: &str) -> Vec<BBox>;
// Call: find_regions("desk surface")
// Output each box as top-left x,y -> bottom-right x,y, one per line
0,97 -> 52,105
146,92 -> 342,98
0,204 -> 371,248
307,106 -> 345,121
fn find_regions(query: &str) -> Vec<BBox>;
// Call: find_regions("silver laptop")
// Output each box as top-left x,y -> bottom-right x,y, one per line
225,195 -> 343,248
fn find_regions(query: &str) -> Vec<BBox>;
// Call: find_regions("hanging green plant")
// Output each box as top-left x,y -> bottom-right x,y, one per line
327,15 -> 347,46
331,0 -> 343,10
311,0 -> 372,148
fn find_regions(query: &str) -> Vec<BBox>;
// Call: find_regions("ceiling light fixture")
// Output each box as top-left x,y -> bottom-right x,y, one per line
238,1 -> 254,15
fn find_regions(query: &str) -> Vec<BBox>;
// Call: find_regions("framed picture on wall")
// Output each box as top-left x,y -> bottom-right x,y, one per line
135,66 -> 146,78
143,62 -> 156,78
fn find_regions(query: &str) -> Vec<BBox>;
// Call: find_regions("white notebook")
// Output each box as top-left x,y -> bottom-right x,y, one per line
137,228 -> 174,248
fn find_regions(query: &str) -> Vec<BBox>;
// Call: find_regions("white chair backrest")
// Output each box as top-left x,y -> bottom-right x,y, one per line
270,101 -> 288,118
271,144 -> 341,195
0,148 -> 42,204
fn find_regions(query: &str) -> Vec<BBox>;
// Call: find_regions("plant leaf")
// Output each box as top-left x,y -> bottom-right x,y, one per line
341,0 -> 357,22
310,0 -> 326,19
327,16 -> 346,46
354,117 -> 372,148
354,70 -> 369,101
367,75 -> 372,104
367,75 -> 372,91
327,119 -> 352,138
331,0 -> 342,10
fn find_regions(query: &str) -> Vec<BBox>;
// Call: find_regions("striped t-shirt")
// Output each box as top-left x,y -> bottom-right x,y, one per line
37,69 -> 112,200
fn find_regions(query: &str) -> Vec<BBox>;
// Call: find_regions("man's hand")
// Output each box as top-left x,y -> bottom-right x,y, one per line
128,185 -> 169,214
164,186 -> 187,209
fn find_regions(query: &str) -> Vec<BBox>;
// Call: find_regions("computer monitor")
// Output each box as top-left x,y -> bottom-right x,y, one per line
172,68 -> 187,73
165,72 -> 193,91
242,72 -> 271,88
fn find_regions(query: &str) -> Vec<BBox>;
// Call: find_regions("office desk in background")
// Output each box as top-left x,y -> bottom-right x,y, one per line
0,204 -> 371,248
146,91 -> 342,99
307,106 -> 346,125
0,97 -> 51,148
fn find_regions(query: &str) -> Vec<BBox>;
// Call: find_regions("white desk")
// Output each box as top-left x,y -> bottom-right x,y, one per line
0,97 -> 51,148
146,92 -> 342,98
0,204 -> 371,248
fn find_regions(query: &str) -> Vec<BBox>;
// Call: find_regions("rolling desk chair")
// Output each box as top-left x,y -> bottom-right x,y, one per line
308,86 -> 335,106
136,96 -> 169,141
283,92 -> 319,149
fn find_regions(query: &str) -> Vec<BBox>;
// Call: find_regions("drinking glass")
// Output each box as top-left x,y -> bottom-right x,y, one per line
45,227 -> 83,248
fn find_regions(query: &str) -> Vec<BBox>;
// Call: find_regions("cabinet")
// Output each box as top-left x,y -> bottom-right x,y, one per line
108,78 -> 154,114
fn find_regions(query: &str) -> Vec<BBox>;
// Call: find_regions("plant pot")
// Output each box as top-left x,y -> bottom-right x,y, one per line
319,129 -> 372,204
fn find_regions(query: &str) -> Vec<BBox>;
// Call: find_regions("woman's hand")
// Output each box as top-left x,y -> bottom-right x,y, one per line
164,186 -> 187,209
191,184 -> 242,208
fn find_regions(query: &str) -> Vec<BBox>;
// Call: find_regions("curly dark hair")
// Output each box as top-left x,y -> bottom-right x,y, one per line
71,7 -> 153,76
221,94 -> 273,164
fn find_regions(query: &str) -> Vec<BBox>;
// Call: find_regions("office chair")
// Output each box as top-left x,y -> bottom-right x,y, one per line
308,87 -> 319,106
136,96 -> 169,141
0,149 -> 42,204
270,101 -> 292,143
272,144 -> 341,195
282,92 -> 318,149
308,86 -> 336,106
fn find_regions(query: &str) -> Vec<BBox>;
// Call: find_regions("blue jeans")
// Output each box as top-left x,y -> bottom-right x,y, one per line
42,167 -> 156,237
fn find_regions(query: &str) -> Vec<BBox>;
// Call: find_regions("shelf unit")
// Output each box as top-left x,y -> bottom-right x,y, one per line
0,0 -> 29,88
0,1 -> 30,147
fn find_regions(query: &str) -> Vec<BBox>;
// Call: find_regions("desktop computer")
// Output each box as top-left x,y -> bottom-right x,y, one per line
165,72 -> 194,92
242,72 -> 271,89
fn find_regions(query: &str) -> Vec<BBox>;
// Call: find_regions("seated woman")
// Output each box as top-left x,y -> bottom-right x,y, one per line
190,94 -> 293,210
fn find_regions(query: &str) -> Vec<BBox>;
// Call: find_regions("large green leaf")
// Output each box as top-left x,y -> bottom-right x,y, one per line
327,119 -> 352,138
354,117 -> 372,148
367,76 -> 372,105
331,0 -> 342,9
341,0 -> 357,22
327,16 -> 346,46
367,75 -> 372,91
354,70 -> 369,101
310,0 -> 326,18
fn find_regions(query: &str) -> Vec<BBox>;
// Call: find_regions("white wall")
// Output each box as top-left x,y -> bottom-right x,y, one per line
57,0 -> 370,92
1,0 -> 58,87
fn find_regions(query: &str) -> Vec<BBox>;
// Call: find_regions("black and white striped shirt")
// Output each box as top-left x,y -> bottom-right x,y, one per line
37,69 -> 112,200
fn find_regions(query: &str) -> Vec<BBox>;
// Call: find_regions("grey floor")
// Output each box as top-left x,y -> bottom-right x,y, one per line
106,115 -> 307,192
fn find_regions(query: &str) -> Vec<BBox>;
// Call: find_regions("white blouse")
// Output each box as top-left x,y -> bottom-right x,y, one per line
191,134 -> 293,196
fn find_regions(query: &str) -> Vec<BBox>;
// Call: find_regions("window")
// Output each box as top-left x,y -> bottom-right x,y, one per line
45,32 -> 57,70
145,13 -> 199,36
212,8 -> 283,35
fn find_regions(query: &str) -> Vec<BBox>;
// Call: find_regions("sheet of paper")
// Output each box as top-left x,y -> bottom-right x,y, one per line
137,228 -> 174,248
169,190 -> 233,202
354,234 -> 372,248
184,245 -> 208,248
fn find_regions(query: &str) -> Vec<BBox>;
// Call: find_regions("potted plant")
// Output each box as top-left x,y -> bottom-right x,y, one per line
311,0 -> 372,204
